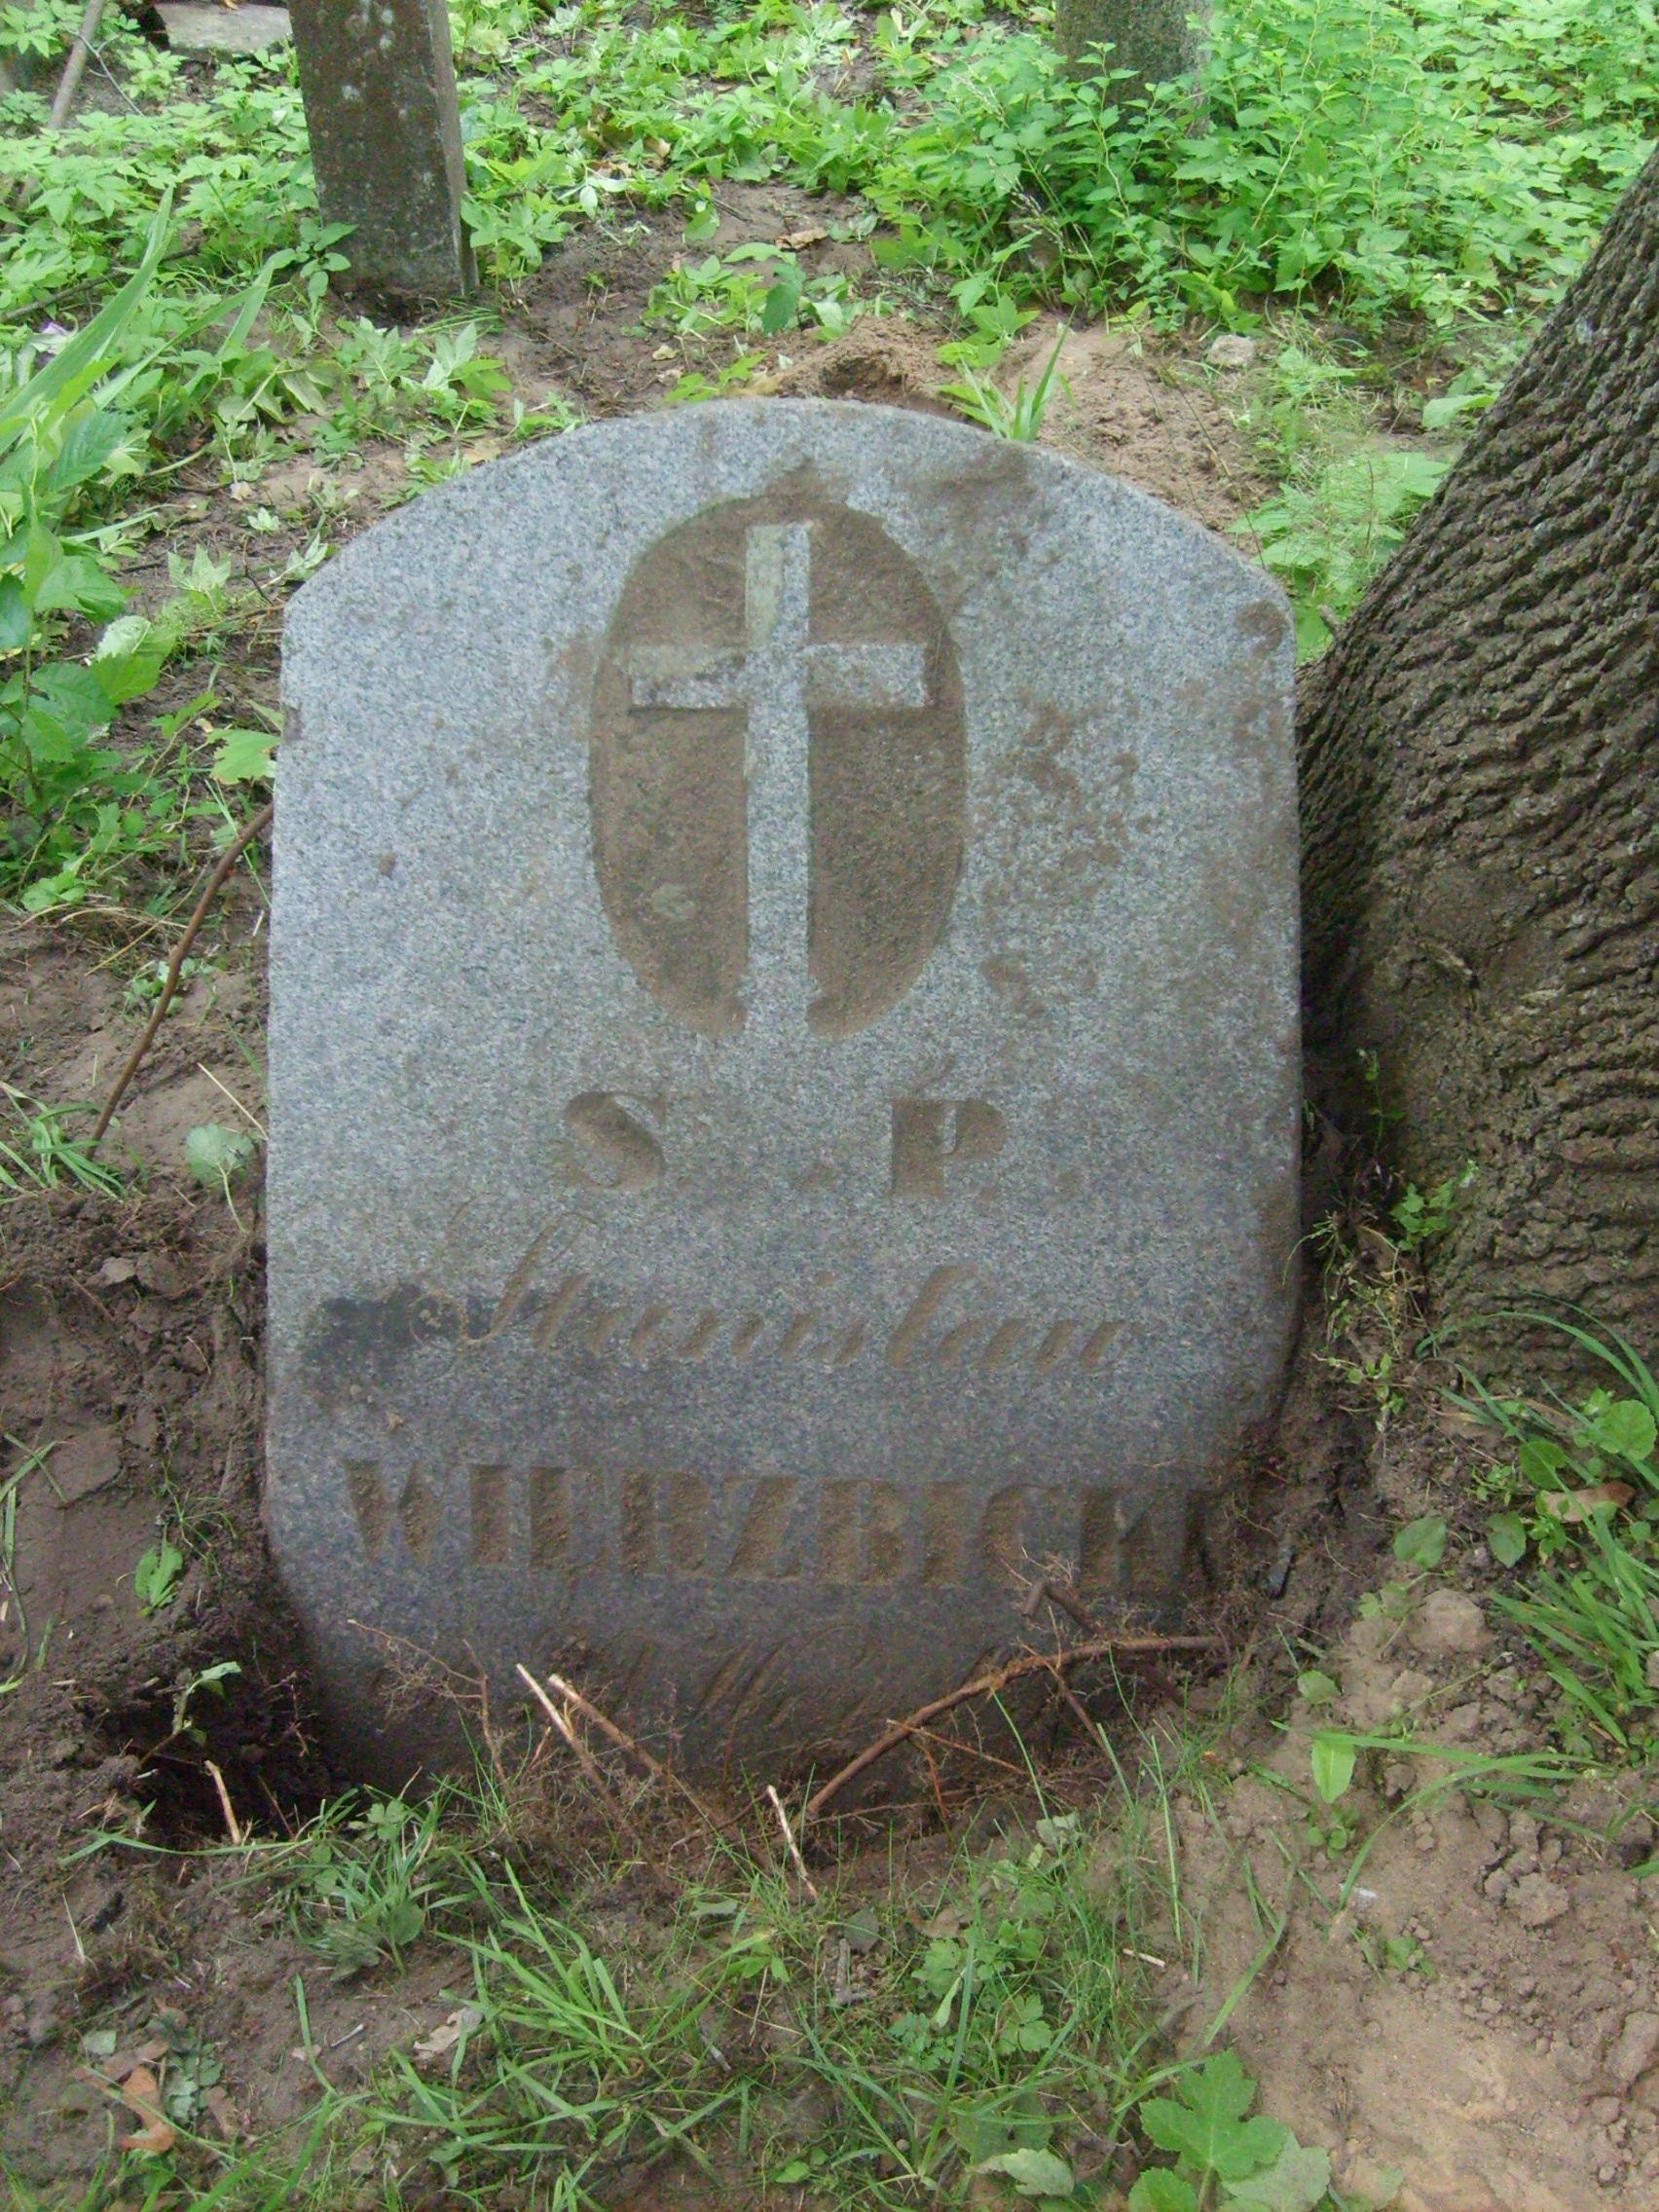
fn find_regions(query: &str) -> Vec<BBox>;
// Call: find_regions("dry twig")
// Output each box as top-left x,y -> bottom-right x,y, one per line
515,1663 -> 634,1832
1017,1574 -> 1098,1632
543,1668 -> 729,1835
203,1758 -> 242,1846
49,0 -> 107,130
764,1784 -> 818,1899
802,1633 -> 1224,1824
89,805 -> 272,1152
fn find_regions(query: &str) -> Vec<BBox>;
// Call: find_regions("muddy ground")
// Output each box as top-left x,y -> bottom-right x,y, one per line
3,200 -> 1657,2207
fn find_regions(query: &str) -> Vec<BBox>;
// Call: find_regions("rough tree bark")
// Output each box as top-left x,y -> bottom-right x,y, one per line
1300,145 -> 1659,1358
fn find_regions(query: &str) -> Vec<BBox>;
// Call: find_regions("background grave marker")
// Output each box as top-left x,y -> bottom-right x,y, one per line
287,0 -> 473,299
269,401 -> 1298,1777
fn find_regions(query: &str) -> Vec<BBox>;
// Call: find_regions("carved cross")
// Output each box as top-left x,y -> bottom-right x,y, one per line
626,522 -> 929,1035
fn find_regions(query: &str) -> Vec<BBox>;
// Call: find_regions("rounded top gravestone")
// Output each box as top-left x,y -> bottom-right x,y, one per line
269,400 -> 1299,1781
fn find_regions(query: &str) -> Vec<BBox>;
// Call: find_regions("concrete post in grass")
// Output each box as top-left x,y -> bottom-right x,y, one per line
287,0 -> 475,300
1054,0 -> 1208,93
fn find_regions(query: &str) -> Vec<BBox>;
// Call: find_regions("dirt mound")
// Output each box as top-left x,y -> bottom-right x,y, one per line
763,320 -> 953,411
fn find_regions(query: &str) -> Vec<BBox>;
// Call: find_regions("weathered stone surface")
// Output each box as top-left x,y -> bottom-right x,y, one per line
269,400 -> 1298,1778
158,5 -> 292,55
1054,0 -> 1207,91
287,0 -> 472,299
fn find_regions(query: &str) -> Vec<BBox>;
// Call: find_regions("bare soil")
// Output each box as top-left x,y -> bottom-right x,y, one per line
2,213 -> 1652,2204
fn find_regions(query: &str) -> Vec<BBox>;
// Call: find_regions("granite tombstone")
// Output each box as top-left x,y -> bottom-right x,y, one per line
270,400 -> 1298,1778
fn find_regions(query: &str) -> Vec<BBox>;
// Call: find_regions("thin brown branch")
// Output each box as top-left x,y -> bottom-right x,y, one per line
544,1668 -> 730,1835
764,1784 -> 818,1899
203,1758 -> 242,1846
49,0 -> 106,129
90,806 -> 272,1153
515,1663 -> 634,1834
802,1634 -> 1224,1825
1017,1574 -> 1098,1632
904,1722 -> 1030,1784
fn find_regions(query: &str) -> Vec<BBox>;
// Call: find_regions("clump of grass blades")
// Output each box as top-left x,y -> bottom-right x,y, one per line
249,1714 -> 1216,2207
0,1081 -> 121,1197
1455,1309 -> 1659,1753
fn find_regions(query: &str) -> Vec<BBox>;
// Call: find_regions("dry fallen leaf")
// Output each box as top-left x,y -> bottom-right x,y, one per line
202,2084 -> 240,2141
1538,1482 -> 1634,1522
1436,1404 -> 1492,1439
117,2064 -> 176,2156
413,2005 -> 484,2066
100,2038 -> 168,2083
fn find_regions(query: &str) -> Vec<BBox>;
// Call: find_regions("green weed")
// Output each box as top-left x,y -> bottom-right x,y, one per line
1130,2049 -> 1330,2211
276,1788 -> 469,1981
940,326 -> 1070,439
0,1081 -> 120,1197
4,0 -> 1655,909
132,1535 -> 184,1612
1450,1313 -> 1659,1751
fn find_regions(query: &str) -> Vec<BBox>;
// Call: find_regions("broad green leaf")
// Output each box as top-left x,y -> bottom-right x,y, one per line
974,2149 -> 1074,2198
1591,1399 -> 1656,1463
26,663 -> 113,749
133,1537 -> 184,1611
186,1123 -> 258,1187
91,645 -> 166,709
1310,1733 -> 1356,1804
1141,2054 -> 1284,2182
0,575 -> 27,653
1393,1515 -> 1446,1568
210,727 -> 277,784
1130,2175 -> 1199,2212
1224,2136 -> 1332,2212
33,556 -> 127,622
1297,1670 -> 1340,1705
46,409 -> 138,497
760,266 -> 803,332
1486,1514 -> 1527,1567
1519,1438 -> 1567,1486
22,526 -> 59,599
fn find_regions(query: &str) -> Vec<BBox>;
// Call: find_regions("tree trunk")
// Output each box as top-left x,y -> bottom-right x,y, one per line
1300,145 -> 1659,1359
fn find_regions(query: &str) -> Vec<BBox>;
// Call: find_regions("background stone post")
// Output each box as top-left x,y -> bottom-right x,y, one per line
1053,0 -> 1208,93
287,0 -> 475,300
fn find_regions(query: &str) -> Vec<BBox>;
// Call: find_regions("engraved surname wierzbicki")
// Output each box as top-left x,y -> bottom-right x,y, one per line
340,1460 -> 1165,1600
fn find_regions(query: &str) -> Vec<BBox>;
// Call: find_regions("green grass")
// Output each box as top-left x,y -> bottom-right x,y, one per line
41,1700 -> 1258,2211
6,0 -> 1653,333
1453,1312 -> 1659,1757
